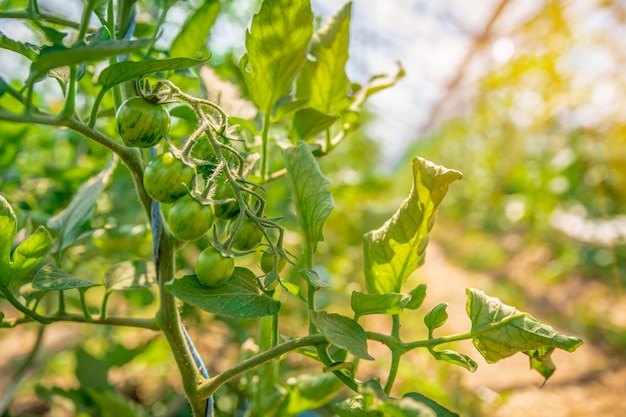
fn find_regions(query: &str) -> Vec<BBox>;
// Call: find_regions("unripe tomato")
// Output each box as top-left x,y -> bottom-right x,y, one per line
116,96 -> 170,148
260,250 -> 286,274
229,216 -> 263,251
167,195 -> 214,241
143,152 -> 194,203
191,136 -> 219,177
212,181 -> 240,220
195,247 -> 235,287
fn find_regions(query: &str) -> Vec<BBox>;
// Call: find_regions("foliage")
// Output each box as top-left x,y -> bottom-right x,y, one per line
0,1 -> 583,416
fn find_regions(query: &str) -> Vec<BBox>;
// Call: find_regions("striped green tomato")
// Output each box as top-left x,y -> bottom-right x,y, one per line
116,97 -> 170,148
167,195 -> 214,241
229,216 -> 263,251
212,181 -> 241,220
143,152 -> 194,203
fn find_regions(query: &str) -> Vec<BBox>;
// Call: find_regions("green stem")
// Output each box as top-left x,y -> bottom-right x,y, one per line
77,0 -> 96,40
0,286 -> 51,324
78,289 -> 93,322
302,239 -> 316,334
384,315 -> 401,395
0,325 -> 46,414
155,229 -> 205,416
100,291 -> 111,320
1,313 -> 159,330
61,65 -> 77,120
0,11 -> 81,28
260,110 -> 271,182
57,291 -> 66,315
197,335 -> 328,398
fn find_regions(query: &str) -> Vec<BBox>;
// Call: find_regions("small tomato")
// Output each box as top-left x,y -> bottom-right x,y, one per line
195,247 -> 235,288
116,96 -> 170,148
143,152 -> 194,203
167,195 -> 214,241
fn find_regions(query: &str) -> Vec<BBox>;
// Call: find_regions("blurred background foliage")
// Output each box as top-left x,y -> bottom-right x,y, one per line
1,0 -> 625,416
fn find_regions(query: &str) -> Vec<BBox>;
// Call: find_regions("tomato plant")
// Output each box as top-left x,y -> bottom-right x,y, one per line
116,96 -> 170,148
0,1 -> 584,417
143,151 -> 195,203
195,247 -> 235,288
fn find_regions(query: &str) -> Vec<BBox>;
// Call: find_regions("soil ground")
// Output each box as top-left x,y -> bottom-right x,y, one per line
417,242 -> 626,417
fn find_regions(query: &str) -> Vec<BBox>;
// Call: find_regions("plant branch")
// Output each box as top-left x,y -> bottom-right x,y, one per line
155,224 -> 205,415
0,311 -> 159,330
197,334 -> 328,398
0,11 -> 81,29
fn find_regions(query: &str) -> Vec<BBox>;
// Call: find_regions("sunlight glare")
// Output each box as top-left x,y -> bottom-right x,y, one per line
492,37 -> 515,63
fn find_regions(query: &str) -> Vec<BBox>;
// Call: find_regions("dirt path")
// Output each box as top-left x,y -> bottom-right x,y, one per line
416,242 -> 626,417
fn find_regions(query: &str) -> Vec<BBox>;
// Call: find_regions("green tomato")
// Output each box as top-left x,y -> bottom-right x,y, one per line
260,250 -> 286,274
167,195 -> 214,241
143,152 -> 194,203
116,96 -> 170,148
229,216 -> 263,251
212,181 -> 241,220
191,136 -> 219,178
195,247 -> 235,288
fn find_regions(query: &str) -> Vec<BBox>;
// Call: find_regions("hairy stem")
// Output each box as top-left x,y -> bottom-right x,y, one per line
155,221 -> 205,416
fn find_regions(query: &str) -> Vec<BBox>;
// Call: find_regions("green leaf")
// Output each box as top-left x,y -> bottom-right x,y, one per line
403,392 -> 460,417
31,21 -> 67,45
240,0 -> 313,112
48,159 -> 117,252
524,346 -> 557,380
0,195 -> 52,287
296,2 -> 352,113
338,380 -> 438,417
170,0 -> 220,58
312,311 -> 373,360
299,268 -> 330,289
466,288 -> 583,380
353,62 -> 405,109
424,303 -> 448,333
87,389 -> 139,417
351,291 -> 411,318
102,260 -> 155,291
75,348 -> 110,390
32,264 -> 100,291
0,32 -> 39,61
334,396 -> 377,417
428,349 -> 477,372
284,373 -> 343,415
0,195 -> 19,273
271,97 -> 308,122
29,39 -> 151,83
377,397 -> 437,417
283,141 -> 334,245
405,284 -> 427,310
98,57 -> 208,91
165,267 -> 280,319
10,226 -> 53,286
291,107 -> 340,141
364,157 -> 462,294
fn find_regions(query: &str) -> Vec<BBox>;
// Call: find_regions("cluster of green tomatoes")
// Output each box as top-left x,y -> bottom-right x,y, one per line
116,95 -> 284,288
